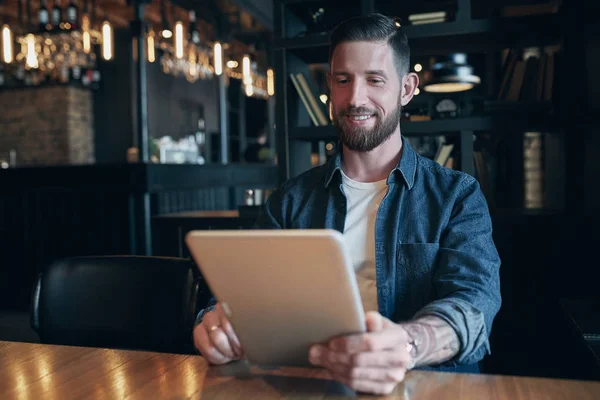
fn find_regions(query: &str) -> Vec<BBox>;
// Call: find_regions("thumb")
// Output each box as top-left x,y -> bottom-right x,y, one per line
365,311 -> 396,332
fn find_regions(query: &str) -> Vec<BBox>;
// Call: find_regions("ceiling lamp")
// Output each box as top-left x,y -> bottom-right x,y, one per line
423,53 -> 480,93
0,0 -> 110,88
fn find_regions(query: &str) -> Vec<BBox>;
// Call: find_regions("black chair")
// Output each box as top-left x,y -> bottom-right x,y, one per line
30,255 -> 209,355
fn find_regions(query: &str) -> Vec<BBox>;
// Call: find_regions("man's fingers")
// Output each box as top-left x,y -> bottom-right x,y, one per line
194,324 -> 230,365
328,328 -> 409,354
198,307 -> 238,362
220,314 -> 243,357
323,348 -> 412,368
308,344 -> 329,366
365,311 -> 384,332
212,303 -> 243,357
365,311 -> 397,331
207,325 -> 237,360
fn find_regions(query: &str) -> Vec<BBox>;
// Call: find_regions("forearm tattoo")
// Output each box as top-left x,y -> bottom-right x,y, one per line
402,316 -> 460,368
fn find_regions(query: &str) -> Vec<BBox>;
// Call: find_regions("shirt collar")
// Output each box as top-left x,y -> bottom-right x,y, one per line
324,135 -> 417,189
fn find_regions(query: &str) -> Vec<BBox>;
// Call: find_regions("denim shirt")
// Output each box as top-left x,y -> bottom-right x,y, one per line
253,137 -> 502,370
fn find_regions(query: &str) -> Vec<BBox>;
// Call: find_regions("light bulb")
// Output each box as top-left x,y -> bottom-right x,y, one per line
267,68 -> 274,96
214,42 -> 222,75
25,34 -> 38,69
147,32 -> 155,63
175,21 -> 184,59
102,21 -> 113,61
2,25 -> 13,64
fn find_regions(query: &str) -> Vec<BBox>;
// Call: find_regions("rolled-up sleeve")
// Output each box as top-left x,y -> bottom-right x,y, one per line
414,176 -> 501,365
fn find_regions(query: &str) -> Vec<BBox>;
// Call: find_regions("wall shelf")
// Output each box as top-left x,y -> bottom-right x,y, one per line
273,14 -> 562,63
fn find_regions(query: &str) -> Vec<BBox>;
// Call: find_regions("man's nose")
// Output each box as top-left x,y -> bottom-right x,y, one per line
348,81 -> 367,107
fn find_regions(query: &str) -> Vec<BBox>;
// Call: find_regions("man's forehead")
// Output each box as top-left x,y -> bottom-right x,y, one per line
332,40 -> 389,54
331,41 -> 394,70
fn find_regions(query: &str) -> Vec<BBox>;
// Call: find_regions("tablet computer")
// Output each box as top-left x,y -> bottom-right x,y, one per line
185,229 -> 366,367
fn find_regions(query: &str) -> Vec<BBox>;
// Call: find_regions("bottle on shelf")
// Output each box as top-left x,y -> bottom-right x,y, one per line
51,0 -> 63,31
91,68 -> 101,89
195,118 -> 206,164
38,0 -> 50,32
15,65 -> 25,81
189,10 -> 200,45
81,68 -> 92,87
66,0 -> 78,30
24,69 -> 33,86
71,65 -> 82,81
59,65 -> 69,83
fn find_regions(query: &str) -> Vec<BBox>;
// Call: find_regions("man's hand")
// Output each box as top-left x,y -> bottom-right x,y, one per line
308,311 -> 461,395
308,311 -> 414,395
193,303 -> 244,365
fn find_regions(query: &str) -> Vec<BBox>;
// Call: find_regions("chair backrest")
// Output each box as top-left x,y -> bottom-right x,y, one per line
31,255 -> 201,355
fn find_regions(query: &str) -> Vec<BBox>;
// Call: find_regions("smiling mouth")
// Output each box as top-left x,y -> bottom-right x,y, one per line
347,115 -> 374,121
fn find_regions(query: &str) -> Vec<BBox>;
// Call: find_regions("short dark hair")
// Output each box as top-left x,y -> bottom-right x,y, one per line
329,13 -> 410,78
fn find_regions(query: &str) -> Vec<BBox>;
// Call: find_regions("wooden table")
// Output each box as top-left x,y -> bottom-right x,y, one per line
2,341 -> 599,399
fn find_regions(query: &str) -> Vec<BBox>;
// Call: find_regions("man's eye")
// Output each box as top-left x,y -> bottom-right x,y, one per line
337,79 -> 348,84
370,79 -> 383,84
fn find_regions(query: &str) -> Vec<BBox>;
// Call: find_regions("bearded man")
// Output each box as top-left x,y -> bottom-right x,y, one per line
193,13 -> 502,396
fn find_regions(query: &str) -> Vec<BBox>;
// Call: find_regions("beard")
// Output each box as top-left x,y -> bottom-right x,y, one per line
333,103 -> 402,152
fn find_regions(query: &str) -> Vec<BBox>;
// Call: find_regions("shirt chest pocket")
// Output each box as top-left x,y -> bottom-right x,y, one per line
397,243 -> 440,273
395,243 -> 440,318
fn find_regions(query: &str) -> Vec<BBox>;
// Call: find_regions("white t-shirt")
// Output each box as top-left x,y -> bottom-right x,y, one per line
341,170 -> 388,313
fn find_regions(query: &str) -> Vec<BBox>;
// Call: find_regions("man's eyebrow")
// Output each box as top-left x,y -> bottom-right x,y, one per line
365,70 -> 387,77
332,70 -> 388,77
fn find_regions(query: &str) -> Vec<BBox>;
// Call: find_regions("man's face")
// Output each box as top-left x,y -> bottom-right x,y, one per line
329,41 -> 403,152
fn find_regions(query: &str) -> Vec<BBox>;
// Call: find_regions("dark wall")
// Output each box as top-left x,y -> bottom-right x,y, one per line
230,0 -> 273,29
583,0 -> 600,218
94,28 -> 136,164
146,61 -> 219,141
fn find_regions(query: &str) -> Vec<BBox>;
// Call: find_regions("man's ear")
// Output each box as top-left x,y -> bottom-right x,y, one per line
400,72 -> 420,107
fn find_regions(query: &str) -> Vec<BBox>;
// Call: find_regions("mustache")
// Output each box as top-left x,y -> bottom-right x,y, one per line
340,106 -> 378,116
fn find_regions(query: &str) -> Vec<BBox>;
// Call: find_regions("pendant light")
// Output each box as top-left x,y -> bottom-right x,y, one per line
423,53 -> 480,93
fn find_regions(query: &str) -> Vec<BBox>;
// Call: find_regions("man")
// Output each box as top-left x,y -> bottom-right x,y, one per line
193,13 -> 501,395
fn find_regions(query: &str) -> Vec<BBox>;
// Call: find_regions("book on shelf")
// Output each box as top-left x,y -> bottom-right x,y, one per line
294,72 -> 330,126
432,138 -> 496,209
434,143 -> 454,167
496,46 -> 559,103
289,73 -> 320,127
497,48 -> 519,100
409,115 -> 432,122
543,53 -> 555,102
536,52 -> 548,101
505,59 -> 527,101
520,54 -> 541,102
523,132 -> 544,209
501,0 -> 562,17
408,11 -> 447,25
